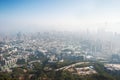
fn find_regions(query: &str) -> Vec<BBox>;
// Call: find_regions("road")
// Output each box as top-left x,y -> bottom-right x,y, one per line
55,62 -> 89,71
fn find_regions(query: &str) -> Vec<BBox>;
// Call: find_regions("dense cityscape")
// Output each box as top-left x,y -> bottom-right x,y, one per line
1,0 -> 120,80
0,31 -> 120,80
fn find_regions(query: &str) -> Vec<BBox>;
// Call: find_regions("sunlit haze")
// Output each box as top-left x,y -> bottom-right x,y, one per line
1,0 -> 120,33
1,0 -> 120,79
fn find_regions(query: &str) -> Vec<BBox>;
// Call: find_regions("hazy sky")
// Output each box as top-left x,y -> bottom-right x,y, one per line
1,0 -> 120,33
